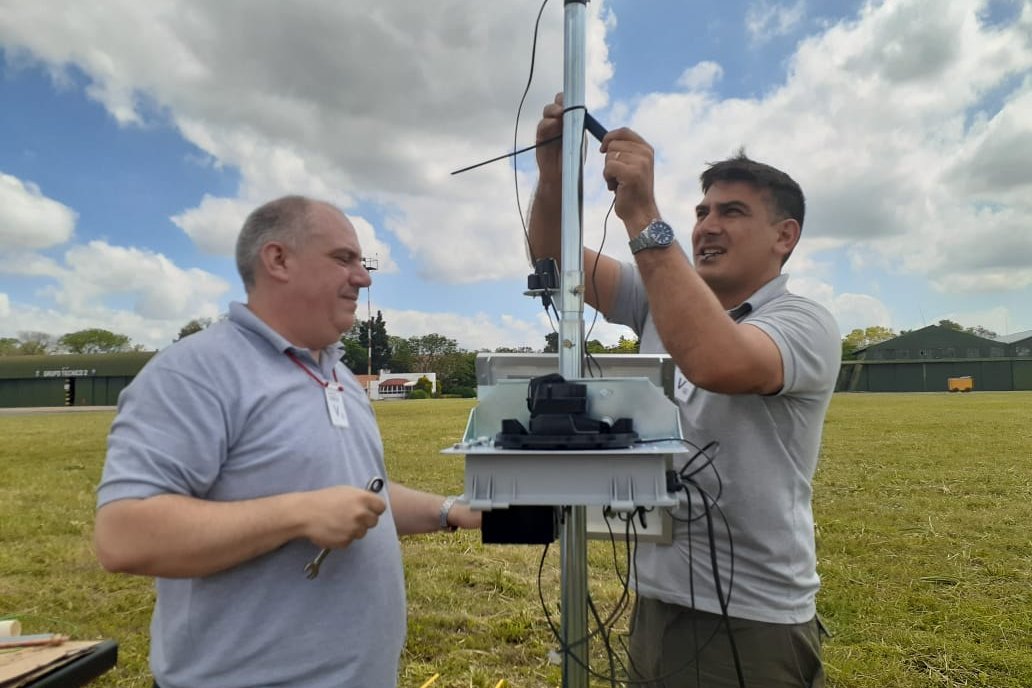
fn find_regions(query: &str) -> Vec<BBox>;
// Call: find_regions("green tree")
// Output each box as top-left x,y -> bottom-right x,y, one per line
339,328 -> 369,375
412,375 -> 434,396
965,325 -> 998,339
937,319 -> 963,331
841,326 -> 896,360
438,351 -> 477,397
0,338 -> 21,356
357,310 -> 391,374
58,328 -> 133,354
387,336 -> 414,372
544,332 -> 558,353
16,331 -> 56,355
175,317 -> 213,341
408,333 -> 458,373
609,335 -> 640,353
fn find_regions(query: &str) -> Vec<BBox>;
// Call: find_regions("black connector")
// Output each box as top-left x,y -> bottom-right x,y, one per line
666,469 -> 683,494
584,112 -> 608,143
527,257 -> 559,292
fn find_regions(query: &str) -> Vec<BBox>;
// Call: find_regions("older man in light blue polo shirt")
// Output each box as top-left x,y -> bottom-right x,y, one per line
94,196 -> 478,688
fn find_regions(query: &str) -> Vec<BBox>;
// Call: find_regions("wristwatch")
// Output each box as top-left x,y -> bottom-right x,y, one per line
439,495 -> 459,532
628,218 -> 675,255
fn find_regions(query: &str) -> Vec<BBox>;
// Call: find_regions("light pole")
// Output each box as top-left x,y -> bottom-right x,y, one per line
361,256 -> 379,376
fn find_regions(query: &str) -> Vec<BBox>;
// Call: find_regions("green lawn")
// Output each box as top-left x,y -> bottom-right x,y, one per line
1,393 -> 1030,687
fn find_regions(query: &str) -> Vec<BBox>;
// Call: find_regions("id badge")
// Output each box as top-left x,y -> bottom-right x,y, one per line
324,385 -> 350,428
673,368 -> 695,404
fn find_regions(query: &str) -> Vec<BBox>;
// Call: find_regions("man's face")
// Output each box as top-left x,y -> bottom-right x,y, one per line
286,204 -> 372,346
691,180 -> 794,300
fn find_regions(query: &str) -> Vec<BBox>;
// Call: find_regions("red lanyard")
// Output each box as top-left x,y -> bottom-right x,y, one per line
285,351 -> 342,390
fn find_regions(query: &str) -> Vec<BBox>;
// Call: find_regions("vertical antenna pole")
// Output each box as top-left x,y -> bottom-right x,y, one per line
362,257 -> 379,376
560,2 -> 588,686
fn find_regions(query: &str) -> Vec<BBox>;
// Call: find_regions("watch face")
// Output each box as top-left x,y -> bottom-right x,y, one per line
650,220 -> 674,245
630,219 -> 675,254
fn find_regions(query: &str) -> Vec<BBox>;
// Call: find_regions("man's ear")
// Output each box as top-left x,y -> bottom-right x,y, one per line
258,242 -> 291,283
775,218 -> 801,260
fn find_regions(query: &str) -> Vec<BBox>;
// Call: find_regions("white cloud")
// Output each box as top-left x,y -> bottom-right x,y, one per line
677,62 -> 724,91
0,0 -> 615,286
939,305 -> 1012,336
746,0 -> 806,43
787,273 -> 893,334
170,195 -> 251,256
57,241 -> 229,320
619,0 -> 1032,299
0,300 -> 221,351
1,1 -> 1031,350
0,239 -> 230,349
0,173 -> 76,249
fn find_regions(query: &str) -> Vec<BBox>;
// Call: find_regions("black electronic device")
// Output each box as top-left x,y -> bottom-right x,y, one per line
526,257 -> 559,312
495,373 -> 638,450
481,505 -> 558,545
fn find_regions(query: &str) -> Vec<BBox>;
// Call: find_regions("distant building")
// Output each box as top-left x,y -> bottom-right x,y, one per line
354,370 -> 438,400
838,325 -> 1032,392
0,353 -> 441,407
0,352 -> 155,408
995,330 -> 1032,358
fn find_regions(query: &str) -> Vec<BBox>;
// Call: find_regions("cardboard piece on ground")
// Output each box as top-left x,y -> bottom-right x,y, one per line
0,641 -> 102,687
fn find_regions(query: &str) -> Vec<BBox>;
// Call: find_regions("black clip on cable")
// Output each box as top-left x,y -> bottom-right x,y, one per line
526,257 -> 560,311
583,112 -> 607,143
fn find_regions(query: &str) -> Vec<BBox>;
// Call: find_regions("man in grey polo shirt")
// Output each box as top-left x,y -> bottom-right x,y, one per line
94,196 -> 479,688
529,95 -> 840,687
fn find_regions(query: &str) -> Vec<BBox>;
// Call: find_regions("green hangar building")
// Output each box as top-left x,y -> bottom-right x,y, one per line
838,325 -> 1032,393
0,352 -> 155,408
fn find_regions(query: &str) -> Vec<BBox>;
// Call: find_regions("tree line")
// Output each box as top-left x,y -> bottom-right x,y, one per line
0,329 -> 144,356
3,315 -> 1004,392
339,311 -> 643,397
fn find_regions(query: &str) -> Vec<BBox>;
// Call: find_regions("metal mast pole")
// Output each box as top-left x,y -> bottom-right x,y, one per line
560,1 -> 588,686
362,257 -> 378,376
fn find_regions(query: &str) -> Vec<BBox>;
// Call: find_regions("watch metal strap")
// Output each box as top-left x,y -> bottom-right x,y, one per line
439,495 -> 459,532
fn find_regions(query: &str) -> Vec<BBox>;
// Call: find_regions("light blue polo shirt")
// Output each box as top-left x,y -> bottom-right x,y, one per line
98,301 -> 406,687
609,268 -> 840,624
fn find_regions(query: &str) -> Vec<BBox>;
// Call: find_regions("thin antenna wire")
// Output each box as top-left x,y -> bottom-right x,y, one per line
514,0 -> 552,266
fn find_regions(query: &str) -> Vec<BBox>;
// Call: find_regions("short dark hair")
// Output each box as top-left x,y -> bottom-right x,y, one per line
700,149 -> 805,230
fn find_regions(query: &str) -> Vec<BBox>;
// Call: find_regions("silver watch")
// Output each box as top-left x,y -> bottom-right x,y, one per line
628,219 -> 675,254
439,495 -> 459,532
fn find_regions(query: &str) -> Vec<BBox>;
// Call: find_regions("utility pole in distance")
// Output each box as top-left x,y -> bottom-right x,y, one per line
361,256 -> 379,376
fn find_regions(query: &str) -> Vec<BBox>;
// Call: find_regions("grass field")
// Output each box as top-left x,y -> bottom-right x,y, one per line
1,393 -> 1030,687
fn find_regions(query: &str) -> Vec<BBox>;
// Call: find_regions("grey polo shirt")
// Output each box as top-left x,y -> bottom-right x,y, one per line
97,301 -> 406,687
608,268 -> 840,624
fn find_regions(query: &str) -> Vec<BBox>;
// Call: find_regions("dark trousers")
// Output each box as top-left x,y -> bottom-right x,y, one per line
628,596 -> 825,688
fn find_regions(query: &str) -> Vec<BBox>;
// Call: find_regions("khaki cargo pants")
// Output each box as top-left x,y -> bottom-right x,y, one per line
628,596 -> 825,688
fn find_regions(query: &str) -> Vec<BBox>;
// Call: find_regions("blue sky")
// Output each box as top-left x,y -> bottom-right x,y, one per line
1,0 -> 1030,351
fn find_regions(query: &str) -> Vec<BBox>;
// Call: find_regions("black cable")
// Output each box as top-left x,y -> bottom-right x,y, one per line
582,197 -> 615,377
536,510 -> 671,686
699,484 -> 746,687
588,595 -> 617,687
513,0 -> 552,266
